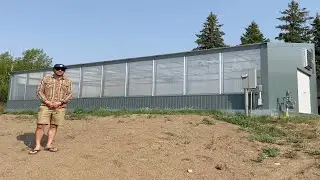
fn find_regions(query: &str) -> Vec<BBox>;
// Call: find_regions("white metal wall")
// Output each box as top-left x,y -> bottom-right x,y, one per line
9,48 -> 261,100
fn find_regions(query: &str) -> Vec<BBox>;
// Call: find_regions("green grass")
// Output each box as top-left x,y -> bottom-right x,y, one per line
8,110 -> 38,116
71,108 -> 225,116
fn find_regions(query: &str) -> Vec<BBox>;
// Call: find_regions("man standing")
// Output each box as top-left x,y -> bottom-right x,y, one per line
29,64 -> 72,154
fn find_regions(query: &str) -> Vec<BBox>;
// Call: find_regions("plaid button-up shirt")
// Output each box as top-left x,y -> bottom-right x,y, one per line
36,74 -> 73,108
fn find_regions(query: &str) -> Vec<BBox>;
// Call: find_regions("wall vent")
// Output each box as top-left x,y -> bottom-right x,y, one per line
304,48 -> 313,71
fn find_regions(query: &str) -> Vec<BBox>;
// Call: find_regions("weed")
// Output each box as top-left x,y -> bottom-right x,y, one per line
248,134 -> 277,143
292,143 -> 305,149
305,149 -> 320,157
263,147 -> 280,157
201,118 -> 216,125
256,153 -> 267,163
286,135 -> 304,144
283,150 -> 298,159
255,147 -> 280,163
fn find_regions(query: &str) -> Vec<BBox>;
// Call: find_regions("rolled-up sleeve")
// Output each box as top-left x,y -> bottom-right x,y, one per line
62,80 -> 72,103
37,77 -> 47,103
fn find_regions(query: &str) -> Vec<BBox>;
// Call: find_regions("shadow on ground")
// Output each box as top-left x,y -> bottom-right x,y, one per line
16,133 -> 48,148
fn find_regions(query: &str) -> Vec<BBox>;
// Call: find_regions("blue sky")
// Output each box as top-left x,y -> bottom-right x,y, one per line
0,0 -> 319,65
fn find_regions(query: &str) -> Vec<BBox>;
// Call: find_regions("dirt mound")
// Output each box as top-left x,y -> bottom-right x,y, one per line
0,114 -> 319,180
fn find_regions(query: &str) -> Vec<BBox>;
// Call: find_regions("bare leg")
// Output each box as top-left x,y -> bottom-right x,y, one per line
46,124 -> 58,148
29,124 -> 45,154
35,124 -> 45,149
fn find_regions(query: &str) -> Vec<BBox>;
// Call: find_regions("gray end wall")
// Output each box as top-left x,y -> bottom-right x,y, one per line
259,46 -> 269,110
266,43 -> 318,114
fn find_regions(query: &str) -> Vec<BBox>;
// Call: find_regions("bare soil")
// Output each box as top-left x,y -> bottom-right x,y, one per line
0,114 -> 320,180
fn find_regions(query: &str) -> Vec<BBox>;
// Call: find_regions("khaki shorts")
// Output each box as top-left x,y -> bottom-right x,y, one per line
37,105 -> 66,126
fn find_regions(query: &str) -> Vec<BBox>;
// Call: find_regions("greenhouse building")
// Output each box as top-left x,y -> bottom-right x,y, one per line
6,42 -> 318,115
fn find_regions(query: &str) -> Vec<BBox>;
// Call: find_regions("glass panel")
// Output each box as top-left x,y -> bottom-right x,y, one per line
128,61 -> 153,96
186,54 -> 220,94
65,68 -> 81,98
81,66 -> 102,97
103,63 -> 126,97
43,71 -> 53,76
11,74 -> 27,100
223,49 -> 261,93
155,57 -> 184,95
25,72 -> 43,100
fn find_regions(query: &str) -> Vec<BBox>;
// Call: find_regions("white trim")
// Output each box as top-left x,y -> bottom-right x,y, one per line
125,63 -> 128,97
183,56 -> 187,95
78,67 -> 82,98
100,65 -> 104,97
152,60 -> 156,96
304,48 -> 308,67
219,53 -> 222,94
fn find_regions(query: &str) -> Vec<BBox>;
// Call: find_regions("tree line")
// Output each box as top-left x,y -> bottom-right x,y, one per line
193,0 -> 320,72
0,49 -> 53,102
0,0 -> 319,104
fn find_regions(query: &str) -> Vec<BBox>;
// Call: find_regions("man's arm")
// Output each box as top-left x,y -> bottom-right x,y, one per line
61,81 -> 73,104
36,77 -> 48,103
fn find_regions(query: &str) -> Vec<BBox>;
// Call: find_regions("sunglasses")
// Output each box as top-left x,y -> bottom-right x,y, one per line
54,68 -> 66,71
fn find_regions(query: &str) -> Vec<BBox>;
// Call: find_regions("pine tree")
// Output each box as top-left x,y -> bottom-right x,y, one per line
275,0 -> 313,43
311,14 -> 320,77
312,14 -> 320,56
240,21 -> 269,45
194,12 -> 226,50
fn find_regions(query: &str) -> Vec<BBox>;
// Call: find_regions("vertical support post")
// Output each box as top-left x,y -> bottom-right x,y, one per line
219,53 -> 222,94
250,90 -> 253,114
78,67 -> 83,98
24,73 -> 29,100
8,74 -> 13,101
152,60 -> 156,96
125,62 -> 128,97
100,65 -> 104,98
244,88 -> 249,116
183,56 -> 187,95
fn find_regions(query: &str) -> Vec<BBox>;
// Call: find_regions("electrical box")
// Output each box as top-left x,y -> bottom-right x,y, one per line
241,68 -> 257,89
256,85 -> 263,92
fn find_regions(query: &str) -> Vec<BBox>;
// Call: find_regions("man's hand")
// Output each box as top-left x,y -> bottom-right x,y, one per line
45,100 -> 54,108
44,100 -> 63,108
52,101 -> 63,108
